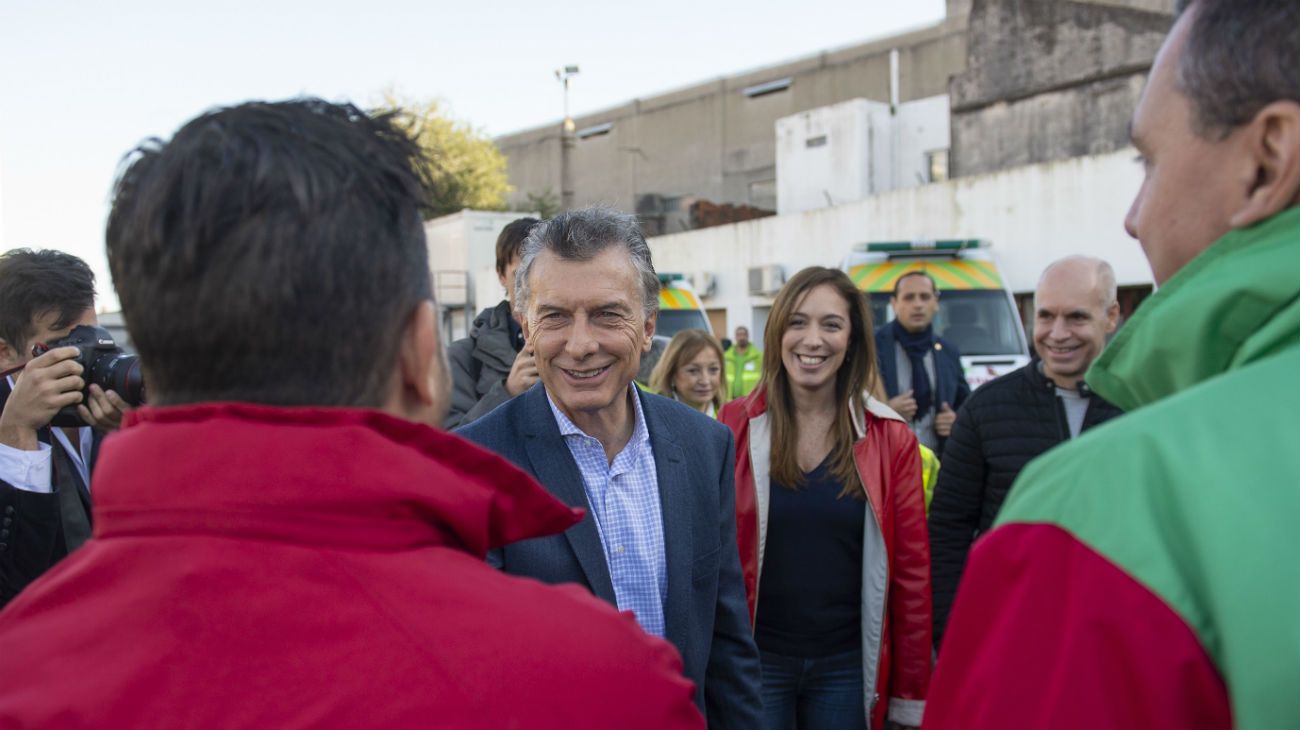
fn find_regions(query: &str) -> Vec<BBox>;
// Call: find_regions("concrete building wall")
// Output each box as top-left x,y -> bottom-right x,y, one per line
496,19 -> 969,228
500,0 -> 1178,228
1079,0 -> 1175,13
776,95 -> 950,214
646,148 -> 1151,334
777,99 -> 884,215
892,95 -> 951,187
950,0 -> 1172,176
500,132 -> 563,212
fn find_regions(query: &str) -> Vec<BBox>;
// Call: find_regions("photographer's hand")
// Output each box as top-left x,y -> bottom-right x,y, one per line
505,347 -> 540,397
0,347 -> 85,450
78,384 -> 131,432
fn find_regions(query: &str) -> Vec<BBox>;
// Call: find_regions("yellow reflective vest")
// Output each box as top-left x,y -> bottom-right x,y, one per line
920,444 -> 940,515
724,345 -> 762,400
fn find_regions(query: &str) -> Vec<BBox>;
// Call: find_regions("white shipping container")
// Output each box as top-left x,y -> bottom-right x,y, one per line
423,209 -> 537,341
775,96 -> 950,215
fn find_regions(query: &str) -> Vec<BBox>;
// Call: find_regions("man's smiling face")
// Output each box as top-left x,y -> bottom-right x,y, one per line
1033,260 -> 1117,387
522,247 -> 655,421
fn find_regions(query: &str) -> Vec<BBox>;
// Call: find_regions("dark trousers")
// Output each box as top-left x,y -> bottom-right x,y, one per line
760,646 -> 865,730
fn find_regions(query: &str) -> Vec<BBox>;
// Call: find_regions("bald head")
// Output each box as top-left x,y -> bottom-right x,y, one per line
1036,256 -> 1116,311
1033,256 -> 1121,388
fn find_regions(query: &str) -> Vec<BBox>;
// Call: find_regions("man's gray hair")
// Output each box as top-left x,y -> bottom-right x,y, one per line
1173,0 -> 1300,138
514,207 -> 660,318
1037,255 -> 1117,308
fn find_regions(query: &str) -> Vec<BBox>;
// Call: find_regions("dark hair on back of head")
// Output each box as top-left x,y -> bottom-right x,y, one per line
496,217 -> 539,277
0,249 -> 96,355
107,98 -> 434,407
1173,0 -> 1300,137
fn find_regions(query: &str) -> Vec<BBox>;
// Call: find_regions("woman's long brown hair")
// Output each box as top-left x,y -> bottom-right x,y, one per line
761,267 -> 879,497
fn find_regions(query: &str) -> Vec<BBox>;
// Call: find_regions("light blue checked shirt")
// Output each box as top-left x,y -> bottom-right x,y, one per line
546,387 -> 667,637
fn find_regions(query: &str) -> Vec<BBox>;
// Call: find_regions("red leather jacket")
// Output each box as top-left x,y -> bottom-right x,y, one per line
720,387 -> 932,729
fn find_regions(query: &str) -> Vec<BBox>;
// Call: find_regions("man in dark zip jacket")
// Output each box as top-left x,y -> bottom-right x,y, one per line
0,250 -> 129,607
444,217 -> 539,428
928,256 -> 1124,648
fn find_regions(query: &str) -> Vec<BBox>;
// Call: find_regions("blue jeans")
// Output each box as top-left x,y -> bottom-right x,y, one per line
760,646 -> 866,730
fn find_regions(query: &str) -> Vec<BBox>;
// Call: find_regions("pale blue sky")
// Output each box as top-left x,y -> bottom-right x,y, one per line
1,0 -> 944,309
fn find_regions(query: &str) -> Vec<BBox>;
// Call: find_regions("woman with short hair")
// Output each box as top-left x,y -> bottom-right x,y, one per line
719,266 -> 932,730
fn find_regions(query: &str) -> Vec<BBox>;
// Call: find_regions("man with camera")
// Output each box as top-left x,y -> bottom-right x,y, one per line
0,249 -> 131,607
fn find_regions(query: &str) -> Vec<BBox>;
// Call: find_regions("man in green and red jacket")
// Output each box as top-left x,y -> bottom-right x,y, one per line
925,1 -> 1300,728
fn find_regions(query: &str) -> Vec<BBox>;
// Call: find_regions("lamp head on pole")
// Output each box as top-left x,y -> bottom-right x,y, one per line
555,65 -> 580,131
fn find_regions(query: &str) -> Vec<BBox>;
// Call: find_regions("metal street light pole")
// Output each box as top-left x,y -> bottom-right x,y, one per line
555,65 -> 579,212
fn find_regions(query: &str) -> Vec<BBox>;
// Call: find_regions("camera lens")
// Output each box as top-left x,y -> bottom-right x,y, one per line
91,352 -> 146,407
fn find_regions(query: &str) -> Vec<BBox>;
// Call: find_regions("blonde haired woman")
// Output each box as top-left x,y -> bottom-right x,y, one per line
719,267 -> 931,730
649,329 -> 726,417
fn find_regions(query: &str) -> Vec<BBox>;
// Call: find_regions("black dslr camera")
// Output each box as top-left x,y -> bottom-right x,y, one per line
31,325 -> 145,427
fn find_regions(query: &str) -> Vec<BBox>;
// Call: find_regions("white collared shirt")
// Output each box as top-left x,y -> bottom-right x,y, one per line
0,375 -> 93,493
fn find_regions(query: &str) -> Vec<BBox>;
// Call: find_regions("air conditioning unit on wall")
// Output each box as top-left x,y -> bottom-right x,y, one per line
748,265 -> 785,296
691,272 -> 718,298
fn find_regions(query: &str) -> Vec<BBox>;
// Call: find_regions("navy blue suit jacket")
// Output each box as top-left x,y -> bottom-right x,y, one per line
874,322 -> 972,417
457,384 -> 762,728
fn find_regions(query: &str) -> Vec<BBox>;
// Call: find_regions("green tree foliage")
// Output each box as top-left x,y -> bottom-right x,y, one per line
378,92 -> 511,219
519,188 -> 561,220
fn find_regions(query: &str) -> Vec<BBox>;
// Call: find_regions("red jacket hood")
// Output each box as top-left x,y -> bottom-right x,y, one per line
93,402 -> 582,557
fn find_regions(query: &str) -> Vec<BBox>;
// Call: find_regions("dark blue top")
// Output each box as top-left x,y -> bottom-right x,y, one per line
754,459 -> 865,658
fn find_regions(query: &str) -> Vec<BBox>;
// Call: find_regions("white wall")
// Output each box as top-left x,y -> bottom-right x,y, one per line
649,148 -> 1151,334
424,213 -> 470,274
0,148 -> 5,250
424,210 -> 535,313
776,95 -> 951,215
894,95 -> 951,187
776,99 -> 881,214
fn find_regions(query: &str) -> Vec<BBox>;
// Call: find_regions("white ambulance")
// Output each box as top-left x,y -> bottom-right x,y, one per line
655,276 -> 713,338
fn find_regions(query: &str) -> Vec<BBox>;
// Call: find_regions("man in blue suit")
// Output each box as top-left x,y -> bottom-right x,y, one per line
874,271 -> 971,454
458,207 -> 762,728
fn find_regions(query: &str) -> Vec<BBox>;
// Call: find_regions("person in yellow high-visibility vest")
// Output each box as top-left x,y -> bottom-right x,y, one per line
919,444 -> 940,515
723,326 -> 762,400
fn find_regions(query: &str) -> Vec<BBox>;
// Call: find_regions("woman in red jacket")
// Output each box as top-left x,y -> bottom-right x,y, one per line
719,267 -> 931,730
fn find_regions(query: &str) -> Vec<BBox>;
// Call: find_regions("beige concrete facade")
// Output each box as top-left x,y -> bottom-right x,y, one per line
949,0 -> 1173,176
496,0 -> 1176,235
496,18 -> 969,234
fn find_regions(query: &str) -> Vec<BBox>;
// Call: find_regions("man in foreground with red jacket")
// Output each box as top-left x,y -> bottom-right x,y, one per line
0,99 -> 704,729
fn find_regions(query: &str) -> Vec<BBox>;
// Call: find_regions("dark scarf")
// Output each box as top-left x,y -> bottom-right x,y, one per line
891,319 -> 934,419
